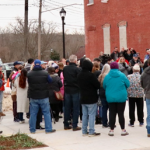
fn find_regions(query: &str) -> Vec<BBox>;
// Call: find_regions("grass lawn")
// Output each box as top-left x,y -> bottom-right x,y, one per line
0,133 -> 47,150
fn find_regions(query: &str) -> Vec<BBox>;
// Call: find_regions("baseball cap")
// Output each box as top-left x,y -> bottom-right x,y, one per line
34,59 -> 41,66
14,61 -> 22,66
133,54 -> 138,58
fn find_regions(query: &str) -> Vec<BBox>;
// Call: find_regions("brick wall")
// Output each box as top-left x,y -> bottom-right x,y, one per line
84,0 -> 150,60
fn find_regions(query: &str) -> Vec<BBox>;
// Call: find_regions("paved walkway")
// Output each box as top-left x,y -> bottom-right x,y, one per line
0,102 -> 150,150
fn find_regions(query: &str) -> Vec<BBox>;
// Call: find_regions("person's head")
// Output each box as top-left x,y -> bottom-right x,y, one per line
107,57 -> 113,64
27,58 -> 34,64
48,60 -> 54,67
146,49 -> 150,55
121,47 -> 124,52
93,58 -> 101,65
119,56 -> 125,63
34,59 -> 41,66
58,62 -> 64,70
133,54 -> 138,61
98,64 -> 110,86
48,67 -> 55,75
0,65 -> 2,72
14,61 -> 22,69
133,64 -> 140,73
127,49 -> 131,55
110,62 -> 119,69
69,55 -> 77,64
99,51 -> 104,56
41,61 -> 47,69
66,60 -> 70,66
82,59 -> 93,72
51,63 -> 59,73
114,47 -> 118,52
92,62 -> 100,73
19,69 -> 27,89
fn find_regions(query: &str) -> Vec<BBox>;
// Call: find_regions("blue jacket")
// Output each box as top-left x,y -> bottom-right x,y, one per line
103,69 -> 130,103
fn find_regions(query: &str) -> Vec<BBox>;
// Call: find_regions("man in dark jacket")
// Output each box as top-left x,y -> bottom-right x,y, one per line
27,59 -> 55,134
141,59 -> 150,137
77,59 -> 100,137
111,47 -> 120,61
63,55 -> 81,131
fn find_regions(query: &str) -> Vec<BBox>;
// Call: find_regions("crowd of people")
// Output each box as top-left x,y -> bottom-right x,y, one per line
0,46 -> 150,137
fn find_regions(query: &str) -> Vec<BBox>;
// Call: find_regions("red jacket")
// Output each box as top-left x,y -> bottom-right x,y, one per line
0,72 -> 5,91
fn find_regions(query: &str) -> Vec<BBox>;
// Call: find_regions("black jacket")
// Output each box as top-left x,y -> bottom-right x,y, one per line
27,67 -> 51,99
49,74 -> 62,104
63,63 -> 81,94
123,52 -> 133,62
77,60 -> 100,104
129,59 -> 142,74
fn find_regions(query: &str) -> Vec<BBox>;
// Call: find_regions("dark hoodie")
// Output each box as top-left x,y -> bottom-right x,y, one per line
141,66 -> 150,99
77,59 -> 100,104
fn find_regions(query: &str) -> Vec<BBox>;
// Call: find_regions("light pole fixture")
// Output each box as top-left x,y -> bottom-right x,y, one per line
60,7 -> 66,58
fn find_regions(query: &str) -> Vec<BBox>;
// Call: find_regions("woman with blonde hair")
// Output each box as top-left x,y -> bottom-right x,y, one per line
98,64 -> 110,128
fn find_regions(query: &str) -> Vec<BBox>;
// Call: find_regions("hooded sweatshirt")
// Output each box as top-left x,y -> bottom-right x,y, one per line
141,66 -> 150,99
103,69 -> 130,103
77,59 -> 100,104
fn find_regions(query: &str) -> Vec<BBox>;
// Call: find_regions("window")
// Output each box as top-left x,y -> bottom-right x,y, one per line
88,0 -> 94,5
102,24 -> 111,54
118,21 -> 127,50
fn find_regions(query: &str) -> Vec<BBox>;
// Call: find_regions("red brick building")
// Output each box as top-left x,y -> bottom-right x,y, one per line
84,0 -> 150,60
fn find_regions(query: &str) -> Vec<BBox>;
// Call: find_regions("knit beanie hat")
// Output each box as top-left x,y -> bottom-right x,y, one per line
110,62 -> 119,69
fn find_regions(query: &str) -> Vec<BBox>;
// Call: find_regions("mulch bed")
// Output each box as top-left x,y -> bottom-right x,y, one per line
0,133 -> 47,150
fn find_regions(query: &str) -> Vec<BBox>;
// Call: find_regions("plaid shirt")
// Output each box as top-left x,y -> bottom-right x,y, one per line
127,72 -> 144,98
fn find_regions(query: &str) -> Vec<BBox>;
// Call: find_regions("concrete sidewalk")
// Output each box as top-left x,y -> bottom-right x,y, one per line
0,102 -> 150,150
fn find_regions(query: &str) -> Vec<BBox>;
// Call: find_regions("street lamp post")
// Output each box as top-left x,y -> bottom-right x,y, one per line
60,8 -> 66,59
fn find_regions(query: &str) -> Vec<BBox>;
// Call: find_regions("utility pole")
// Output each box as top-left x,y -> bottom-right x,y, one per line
24,0 -> 28,61
38,0 -> 42,60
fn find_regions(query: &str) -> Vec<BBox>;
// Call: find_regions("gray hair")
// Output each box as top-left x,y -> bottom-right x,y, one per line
69,55 -> 77,62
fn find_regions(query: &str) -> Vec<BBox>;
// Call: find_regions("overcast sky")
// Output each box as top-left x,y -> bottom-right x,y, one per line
0,0 -> 84,33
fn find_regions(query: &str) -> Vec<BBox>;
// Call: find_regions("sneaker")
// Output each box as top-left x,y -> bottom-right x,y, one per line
0,131 -> 3,134
102,124 -> 109,128
46,129 -> 56,134
64,126 -> 72,130
0,112 -> 6,116
148,134 -> 150,137
128,123 -> 134,127
139,123 -> 144,127
88,132 -> 100,137
14,118 -> 20,122
19,119 -> 25,124
82,132 -> 89,137
73,127 -> 81,131
121,130 -> 129,136
108,130 -> 114,136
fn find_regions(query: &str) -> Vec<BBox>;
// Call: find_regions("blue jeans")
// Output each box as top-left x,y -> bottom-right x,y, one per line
64,93 -> 80,128
146,99 -> 150,134
0,91 -> 3,112
29,98 -> 52,133
101,97 -> 109,126
82,103 -> 97,135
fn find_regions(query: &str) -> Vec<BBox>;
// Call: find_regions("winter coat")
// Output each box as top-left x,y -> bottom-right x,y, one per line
14,78 -> 29,113
77,60 -> 100,104
103,69 -> 130,103
27,66 -> 52,99
127,72 -> 144,98
119,63 -> 131,76
123,52 -> 133,62
141,66 -> 150,99
49,74 -> 62,104
63,63 -> 81,94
